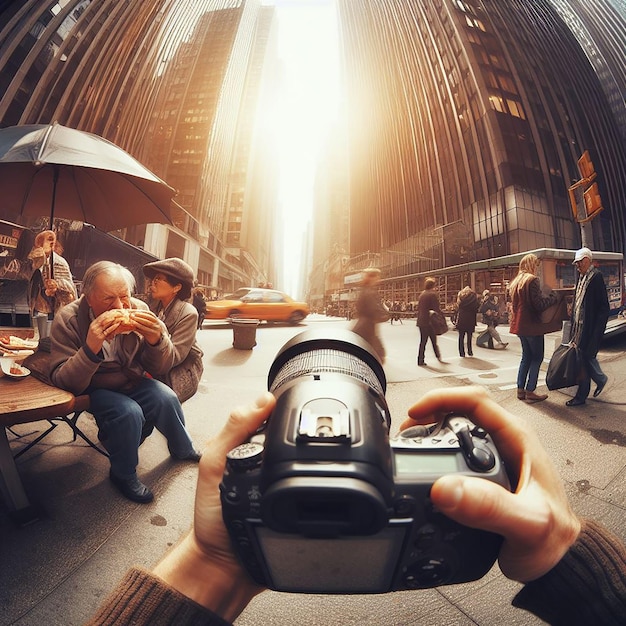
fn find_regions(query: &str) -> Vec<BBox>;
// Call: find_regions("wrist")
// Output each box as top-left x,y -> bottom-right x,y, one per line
153,532 -> 260,622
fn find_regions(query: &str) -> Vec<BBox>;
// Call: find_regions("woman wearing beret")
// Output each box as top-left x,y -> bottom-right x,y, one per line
143,258 -> 204,403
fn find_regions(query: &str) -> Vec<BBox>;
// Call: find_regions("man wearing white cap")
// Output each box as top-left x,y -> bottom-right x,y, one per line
566,247 -> 610,406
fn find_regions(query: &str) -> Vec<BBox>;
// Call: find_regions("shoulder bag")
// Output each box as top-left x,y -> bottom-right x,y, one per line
167,343 -> 204,403
429,309 -> 449,335
539,292 -> 568,334
545,342 -> 581,390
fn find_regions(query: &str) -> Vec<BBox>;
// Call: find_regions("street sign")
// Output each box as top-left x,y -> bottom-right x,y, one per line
569,150 -> 603,223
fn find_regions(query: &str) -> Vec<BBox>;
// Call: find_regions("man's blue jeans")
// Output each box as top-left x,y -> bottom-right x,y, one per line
89,377 -> 195,478
517,335 -> 545,392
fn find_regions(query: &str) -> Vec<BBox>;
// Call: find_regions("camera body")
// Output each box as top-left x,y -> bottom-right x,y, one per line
220,330 -> 510,594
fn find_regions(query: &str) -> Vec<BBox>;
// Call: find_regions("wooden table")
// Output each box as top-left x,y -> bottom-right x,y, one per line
0,373 -> 77,524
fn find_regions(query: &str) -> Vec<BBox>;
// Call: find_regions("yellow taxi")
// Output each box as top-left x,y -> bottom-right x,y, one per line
205,287 -> 310,324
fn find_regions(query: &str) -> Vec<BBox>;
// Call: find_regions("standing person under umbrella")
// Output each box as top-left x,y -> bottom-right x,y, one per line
143,258 -> 204,404
27,229 -> 77,325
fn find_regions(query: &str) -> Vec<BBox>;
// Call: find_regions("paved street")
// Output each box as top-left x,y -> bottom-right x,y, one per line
1,316 -> 624,625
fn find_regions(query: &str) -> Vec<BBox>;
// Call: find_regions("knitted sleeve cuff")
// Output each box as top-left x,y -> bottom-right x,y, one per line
512,519 -> 626,625
85,567 -> 233,626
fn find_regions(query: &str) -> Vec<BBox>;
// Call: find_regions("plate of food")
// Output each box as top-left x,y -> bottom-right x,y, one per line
0,335 -> 38,350
0,358 -> 31,379
0,347 -> 35,361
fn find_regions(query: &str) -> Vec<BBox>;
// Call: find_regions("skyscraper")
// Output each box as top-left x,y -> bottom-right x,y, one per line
0,0 -> 277,292
336,0 -> 626,284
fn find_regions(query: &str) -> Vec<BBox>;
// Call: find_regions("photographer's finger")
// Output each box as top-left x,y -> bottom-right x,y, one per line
431,474 -> 531,540
403,387 -> 528,454
405,386 -> 490,422
212,392 -> 275,460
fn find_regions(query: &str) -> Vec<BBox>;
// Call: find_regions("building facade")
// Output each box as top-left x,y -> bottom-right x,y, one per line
0,0 -> 277,293
334,0 -> 626,306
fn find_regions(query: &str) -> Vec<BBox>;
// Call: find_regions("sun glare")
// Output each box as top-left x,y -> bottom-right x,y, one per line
259,0 -> 341,297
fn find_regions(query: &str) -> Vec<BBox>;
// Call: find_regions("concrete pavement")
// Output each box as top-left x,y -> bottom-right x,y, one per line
1,316 -> 624,625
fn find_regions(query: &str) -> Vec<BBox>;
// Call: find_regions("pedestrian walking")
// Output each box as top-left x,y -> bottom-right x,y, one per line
351,267 -> 388,362
416,277 -> 445,365
478,290 -> 508,349
455,286 -> 480,357
192,287 -> 207,329
508,253 -> 558,403
565,247 -> 610,406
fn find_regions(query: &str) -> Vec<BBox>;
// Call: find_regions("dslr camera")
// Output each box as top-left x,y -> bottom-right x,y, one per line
220,329 -> 510,593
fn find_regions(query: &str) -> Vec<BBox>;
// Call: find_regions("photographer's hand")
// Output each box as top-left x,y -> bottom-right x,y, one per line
152,392 -> 276,622
400,386 -> 581,582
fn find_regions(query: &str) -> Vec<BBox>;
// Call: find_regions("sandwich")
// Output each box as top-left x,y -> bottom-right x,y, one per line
102,309 -> 136,335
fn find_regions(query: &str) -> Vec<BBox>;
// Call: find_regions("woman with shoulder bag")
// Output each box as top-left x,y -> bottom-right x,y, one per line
143,258 -> 204,404
508,253 -> 557,403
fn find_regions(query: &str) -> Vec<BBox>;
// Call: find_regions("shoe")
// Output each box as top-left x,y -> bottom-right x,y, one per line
109,471 -> 154,503
496,342 -> 509,349
525,391 -> 548,403
517,389 -> 526,400
467,351 -> 473,357
173,449 -> 202,462
593,376 -> 608,398
460,353 -> 465,358
417,361 -> 426,366
566,398 -> 586,407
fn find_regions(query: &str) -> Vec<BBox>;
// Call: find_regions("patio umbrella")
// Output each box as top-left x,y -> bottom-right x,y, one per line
0,122 -> 175,232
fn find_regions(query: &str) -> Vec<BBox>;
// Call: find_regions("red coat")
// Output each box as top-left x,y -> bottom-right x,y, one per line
509,276 -> 557,336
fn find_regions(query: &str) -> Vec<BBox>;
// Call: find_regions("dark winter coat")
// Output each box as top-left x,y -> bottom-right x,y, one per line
456,290 -> 479,332
571,268 -> 610,358
416,288 -> 441,328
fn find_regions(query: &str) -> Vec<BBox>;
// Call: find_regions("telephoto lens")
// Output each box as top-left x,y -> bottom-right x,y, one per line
262,329 -> 394,538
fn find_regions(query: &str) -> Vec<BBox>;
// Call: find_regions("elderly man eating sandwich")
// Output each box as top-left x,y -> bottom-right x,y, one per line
47,260 -> 201,503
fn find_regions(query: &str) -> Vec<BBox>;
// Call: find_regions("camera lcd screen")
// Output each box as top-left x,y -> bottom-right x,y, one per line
394,451 -> 458,475
255,525 -> 407,592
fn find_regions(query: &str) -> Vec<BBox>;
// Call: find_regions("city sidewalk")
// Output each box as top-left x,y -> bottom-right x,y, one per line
0,319 -> 624,625
496,324 -> 626,406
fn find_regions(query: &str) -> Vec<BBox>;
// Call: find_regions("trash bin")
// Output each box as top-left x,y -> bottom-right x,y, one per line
231,318 -> 260,349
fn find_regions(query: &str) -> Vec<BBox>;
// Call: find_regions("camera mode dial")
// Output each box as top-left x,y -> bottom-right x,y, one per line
226,442 -> 264,471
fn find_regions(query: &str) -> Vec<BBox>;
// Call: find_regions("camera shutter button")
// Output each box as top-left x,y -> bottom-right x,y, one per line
457,427 -> 495,472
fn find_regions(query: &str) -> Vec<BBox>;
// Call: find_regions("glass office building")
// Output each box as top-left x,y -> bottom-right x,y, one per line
0,0 -> 276,292
337,0 -> 626,287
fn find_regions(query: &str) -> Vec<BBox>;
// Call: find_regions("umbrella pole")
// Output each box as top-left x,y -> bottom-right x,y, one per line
49,165 -> 59,279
